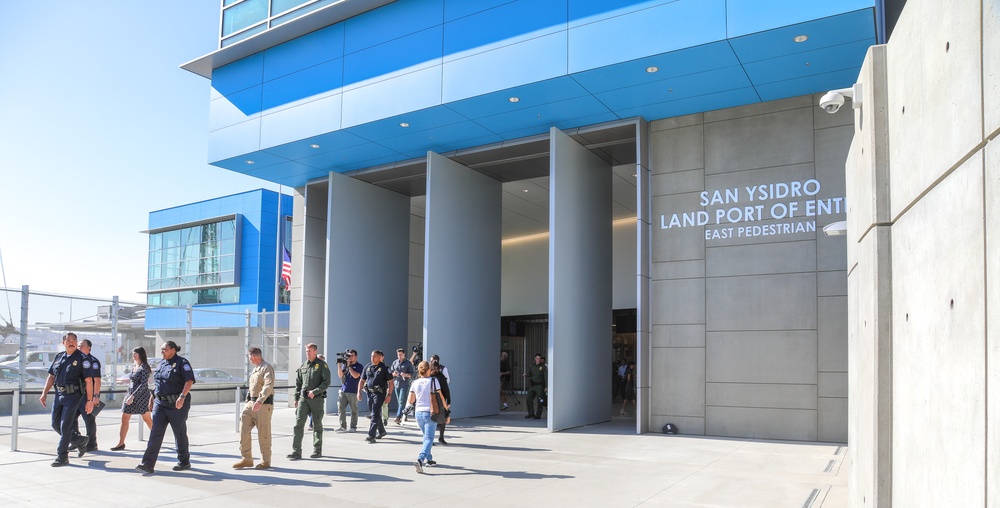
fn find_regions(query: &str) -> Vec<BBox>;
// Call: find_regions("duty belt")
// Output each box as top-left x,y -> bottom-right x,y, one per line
366,385 -> 386,394
55,385 -> 81,394
247,395 -> 274,404
156,393 -> 181,404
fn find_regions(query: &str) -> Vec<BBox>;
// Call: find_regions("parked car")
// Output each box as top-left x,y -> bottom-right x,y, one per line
0,350 -> 61,369
0,365 -> 44,386
192,368 -> 242,384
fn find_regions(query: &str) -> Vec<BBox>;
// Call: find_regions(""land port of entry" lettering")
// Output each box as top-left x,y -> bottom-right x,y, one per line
659,178 -> 845,240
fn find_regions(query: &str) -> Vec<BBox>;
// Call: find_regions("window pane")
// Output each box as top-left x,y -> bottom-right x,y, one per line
272,0 -> 309,16
163,229 -> 181,249
220,271 -> 235,284
150,233 -> 161,251
161,292 -> 179,306
178,290 -> 197,306
220,287 -> 240,303
147,293 -> 160,306
222,0 -> 267,37
219,238 -> 236,255
220,254 -> 235,271
162,247 -> 180,263
219,220 -> 235,241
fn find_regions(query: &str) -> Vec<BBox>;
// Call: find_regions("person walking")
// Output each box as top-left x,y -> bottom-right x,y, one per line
620,362 -> 637,416
500,351 -> 515,411
136,341 -> 195,474
72,338 -> 103,453
391,348 -> 415,425
359,350 -> 393,444
337,349 -> 363,432
234,347 -> 275,469
430,359 -> 452,445
524,353 -> 547,420
288,343 -> 331,460
110,347 -> 153,451
38,332 -> 95,467
409,361 -> 448,473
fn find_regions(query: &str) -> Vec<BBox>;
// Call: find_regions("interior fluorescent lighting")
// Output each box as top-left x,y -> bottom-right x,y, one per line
793,35 -> 808,43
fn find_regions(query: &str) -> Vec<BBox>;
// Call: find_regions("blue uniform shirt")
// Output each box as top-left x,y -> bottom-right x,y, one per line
48,350 -> 87,388
340,362 -> 363,393
153,355 -> 196,396
83,353 -> 101,381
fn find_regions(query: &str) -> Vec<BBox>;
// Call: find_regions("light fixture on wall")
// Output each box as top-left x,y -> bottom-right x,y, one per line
823,221 -> 847,236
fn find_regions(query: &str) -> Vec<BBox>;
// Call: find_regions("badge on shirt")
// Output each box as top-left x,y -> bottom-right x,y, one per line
171,363 -> 176,371
72,361 -> 78,366
314,364 -> 319,370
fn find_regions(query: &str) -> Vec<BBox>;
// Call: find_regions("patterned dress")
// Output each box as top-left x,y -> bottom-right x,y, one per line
122,366 -> 151,414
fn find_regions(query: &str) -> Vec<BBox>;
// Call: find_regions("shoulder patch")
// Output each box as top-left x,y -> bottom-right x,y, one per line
83,361 -> 91,369
183,364 -> 192,371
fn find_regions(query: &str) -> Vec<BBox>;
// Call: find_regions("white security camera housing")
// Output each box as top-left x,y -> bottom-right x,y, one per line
819,83 -> 863,114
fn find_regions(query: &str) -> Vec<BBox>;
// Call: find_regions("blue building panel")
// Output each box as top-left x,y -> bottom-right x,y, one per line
343,0 -> 444,54
261,58 -> 344,112
441,31 -> 568,103
213,53 -> 265,98
341,66 -> 444,128
343,27 -> 443,88
262,23 -> 344,82
443,0 -> 515,23
442,0 -> 567,59
726,0 -> 875,38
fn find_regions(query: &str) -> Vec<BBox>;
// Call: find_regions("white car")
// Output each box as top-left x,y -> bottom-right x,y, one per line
0,351 -> 61,370
192,368 -> 242,384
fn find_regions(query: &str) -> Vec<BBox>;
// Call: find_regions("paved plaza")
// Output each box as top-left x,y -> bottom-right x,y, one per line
0,401 -> 847,507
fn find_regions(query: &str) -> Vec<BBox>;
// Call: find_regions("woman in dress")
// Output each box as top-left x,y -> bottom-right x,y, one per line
110,347 -> 153,451
408,361 -> 448,473
620,362 -> 637,416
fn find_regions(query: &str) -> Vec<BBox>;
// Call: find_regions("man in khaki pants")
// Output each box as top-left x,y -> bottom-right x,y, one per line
234,347 -> 275,469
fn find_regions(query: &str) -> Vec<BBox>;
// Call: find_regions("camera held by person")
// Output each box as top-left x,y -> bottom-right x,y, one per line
335,349 -> 351,364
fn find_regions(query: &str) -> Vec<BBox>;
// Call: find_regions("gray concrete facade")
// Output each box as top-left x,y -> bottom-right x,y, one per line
288,182 -> 329,401
423,152 -> 502,419
548,128 -> 613,431
648,94 -> 851,442
847,1 -> 1000,506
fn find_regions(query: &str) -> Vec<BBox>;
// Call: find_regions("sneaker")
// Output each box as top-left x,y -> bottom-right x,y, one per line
135,464 -> 154,474
394,417 -> 402,425
414,460 -> 424,473
287,452 -> 301,460
307,425 -> 313,431
426,460 -> 437,467
335,427 -> 347,432
365,436 -> 377,444
349,428 -> 357,433
172,462 -> 191,471
501,405 -> 509,411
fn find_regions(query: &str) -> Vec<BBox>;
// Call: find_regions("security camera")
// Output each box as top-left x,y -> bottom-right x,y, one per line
819,84 -> 863,114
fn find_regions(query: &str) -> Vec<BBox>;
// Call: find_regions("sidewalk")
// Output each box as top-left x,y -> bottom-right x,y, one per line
0,403 -> 847,507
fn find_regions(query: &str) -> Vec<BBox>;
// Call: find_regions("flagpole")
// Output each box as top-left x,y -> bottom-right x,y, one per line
273,185 -> 282,361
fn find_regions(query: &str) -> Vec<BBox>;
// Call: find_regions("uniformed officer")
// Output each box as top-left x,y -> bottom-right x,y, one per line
135,340 -> 196,474
359,350 -> 393,444
39,332 -> 95,467
288,342 -> 330,460
234,347 -> 275,469
524,353 -> 547,419
72,339 -> 102,453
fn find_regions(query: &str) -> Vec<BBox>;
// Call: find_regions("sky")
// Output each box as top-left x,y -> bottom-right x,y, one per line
0,3 -> 279,316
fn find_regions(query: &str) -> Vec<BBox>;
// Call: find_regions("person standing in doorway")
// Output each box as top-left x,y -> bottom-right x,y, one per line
359,350 -> 393,444
234,347 -> 275,469
620,362 -> 637,416
288,343 -> 330,460
391,348 -> 415,425
524,353 -> 547,420
136,341 -> 195,474
39,332 -> 94,467
111,347 -> 153,451
500,351 -> 514,411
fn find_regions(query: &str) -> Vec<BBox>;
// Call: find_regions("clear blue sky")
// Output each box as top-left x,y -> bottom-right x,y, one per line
0,3 -> 278,310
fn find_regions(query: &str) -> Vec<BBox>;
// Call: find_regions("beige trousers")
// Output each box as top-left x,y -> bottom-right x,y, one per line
239,401 -> 273,464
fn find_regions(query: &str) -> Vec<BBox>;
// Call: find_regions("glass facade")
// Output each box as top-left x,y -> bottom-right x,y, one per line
146,217 -> 240,305
220,0 -> 341,46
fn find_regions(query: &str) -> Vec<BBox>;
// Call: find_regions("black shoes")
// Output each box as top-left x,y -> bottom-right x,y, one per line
172,462 -> 191,471
377,432 -> 388,439
523,414 -> 535,419
51,458 -> 69,467
310,451 -> 322,459
533,415 -> 542,419
414,460 -> 423,473
394,417 -> 402,425
438,438 -> 448,445
426,460 -> 437,467
68,435 -> 89,451
365,436 -> 377,444
135,464 -> 154,474
287,452 -> 302,460
110,444 -> 125,451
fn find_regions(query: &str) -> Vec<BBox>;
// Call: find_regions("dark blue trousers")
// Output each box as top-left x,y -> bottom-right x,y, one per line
142,397 -> 191,468
367,391 -> 386,438
51,392 -> 83,460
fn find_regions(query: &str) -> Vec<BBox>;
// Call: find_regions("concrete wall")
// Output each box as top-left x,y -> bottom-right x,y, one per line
649,94 -> 851,441
847,1 -> 1000,506
289,183 -> 328,404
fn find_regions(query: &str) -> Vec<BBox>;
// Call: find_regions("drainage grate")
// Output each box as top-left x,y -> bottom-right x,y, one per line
801,488 -> 821,508
823,460 -> 836,473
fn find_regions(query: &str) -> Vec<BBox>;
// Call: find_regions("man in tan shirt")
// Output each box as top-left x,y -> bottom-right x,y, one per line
234,347 -> 275,469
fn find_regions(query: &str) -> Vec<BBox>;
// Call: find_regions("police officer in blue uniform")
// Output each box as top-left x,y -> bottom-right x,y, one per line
39,332 -> 95,467
359,350 -> 393,444
71,339 -> 102,453
136,341 -> 196,474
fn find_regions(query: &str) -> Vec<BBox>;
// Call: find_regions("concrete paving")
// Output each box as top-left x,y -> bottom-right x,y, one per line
0,402 -> 847,507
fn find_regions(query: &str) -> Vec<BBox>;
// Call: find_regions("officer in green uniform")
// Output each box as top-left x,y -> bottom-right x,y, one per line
524,353 -> 547,419
288,343 -> 331,459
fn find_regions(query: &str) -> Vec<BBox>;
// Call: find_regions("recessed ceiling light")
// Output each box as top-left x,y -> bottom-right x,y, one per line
399,122 -> 410,128
245,160 -> 255,165
631,173 -> 637,178
508,97 -> 520,103
522,189 -> 529,193
646,66 -> 659,73
310,144 -> 320,149
793,35 -> 808,43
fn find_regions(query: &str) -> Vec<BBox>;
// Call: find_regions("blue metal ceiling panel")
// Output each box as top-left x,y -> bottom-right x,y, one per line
377,121 -> 498,153
567,0 -> 726,73
262,23 -> 344,82
726,0 -> 874,38
336,154 -> 412,172
263,129 -> 368,160
729,9 -> 876,63
213,53 -> 264,97
594,66 -> 750,111
441,31 -> 568,103
215,149 -> 289,172
343,0 -> 444,54
570,41 -> 739,94
754,67 -> 861,102
445,76 -> 590,119
345,106 -> 471,141
442,0 -> 566,59
614,86 -> 761,120
341,66 -> 443,128
478,95 -> 615,134
399,133 -> 505,158
742,39 -> 873,86
297,142 -> 401,169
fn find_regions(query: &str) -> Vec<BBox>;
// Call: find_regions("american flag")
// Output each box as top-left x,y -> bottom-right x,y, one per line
281,247 -> 292,287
